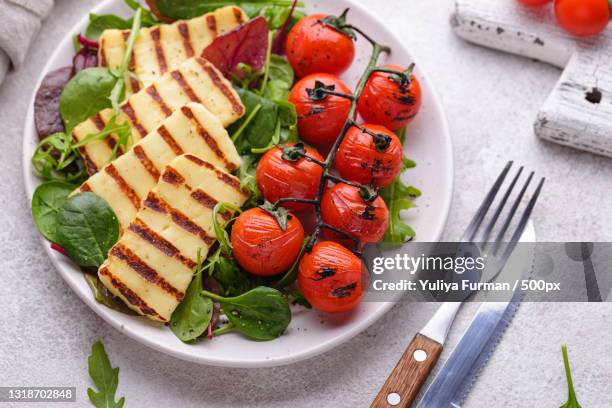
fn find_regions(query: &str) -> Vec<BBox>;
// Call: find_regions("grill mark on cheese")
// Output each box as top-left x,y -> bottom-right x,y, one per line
157,126 -> 184,155
143,193 -> 215,245
170,70 -> 201,103
191,189 -> 231,221
105,164 -> 142,208
110,244 -> 185,301
181,106 -> 236,172
128,218 -> 197,269
150,27 -> 168,74
183,154 -> 242,191
178,22 -> 195,58
233,7 -> 245,24
92,113 -> 106,130
206,15 -> 217,34
99,38 -> 108,67
122,31 -> 141,92
161,166 -> 186,186
197,59 -> 244,116
146,85 -> 173,116
121,101 -> 148,138
99,266 -> 163,319
133,145 -> 160,180
80,182 -> 92,192
78,145 -> 99,174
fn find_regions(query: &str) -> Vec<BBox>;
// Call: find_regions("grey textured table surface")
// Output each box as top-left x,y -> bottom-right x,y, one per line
1,0 -> 611,407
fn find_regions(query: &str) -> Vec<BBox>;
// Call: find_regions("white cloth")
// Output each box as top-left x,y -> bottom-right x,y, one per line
0,0 -> 54,85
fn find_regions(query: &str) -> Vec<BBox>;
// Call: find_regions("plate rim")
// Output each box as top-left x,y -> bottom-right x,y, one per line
21,0 -> 454,368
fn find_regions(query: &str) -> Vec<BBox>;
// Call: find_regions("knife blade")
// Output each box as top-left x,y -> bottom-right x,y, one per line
416,221 -> 536,408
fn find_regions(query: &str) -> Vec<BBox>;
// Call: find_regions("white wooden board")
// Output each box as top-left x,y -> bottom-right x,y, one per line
452,0 -> 612,158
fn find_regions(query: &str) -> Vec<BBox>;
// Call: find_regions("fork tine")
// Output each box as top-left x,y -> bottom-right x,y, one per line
479,166 -> 524,244
499,177 -> 545,262
492,171 -> 535,254
461,161 -> 513,242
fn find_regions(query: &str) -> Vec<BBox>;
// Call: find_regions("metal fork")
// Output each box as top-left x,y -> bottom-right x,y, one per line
370,161 -> 545,408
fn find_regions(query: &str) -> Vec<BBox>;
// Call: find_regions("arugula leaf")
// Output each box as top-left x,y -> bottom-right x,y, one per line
150,0 -> 299,21
59,68 -> 118,133
31,132 -> 87,183
84,274 -> 138,315
73,115 -> 132,164
86,14 -> 132,39
31,181 -> 75,243
57,193 -> 120,267
108,8 -> 142,114
380,176 -> 421,244
212,202 -> 241,255
560,345 -> 582,408
87,340 -> 125,408
204,286 -> 291,340
170,268 -> 214,342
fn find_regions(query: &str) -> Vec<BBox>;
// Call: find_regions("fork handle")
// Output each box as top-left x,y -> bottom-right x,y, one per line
370,334 -> 443,408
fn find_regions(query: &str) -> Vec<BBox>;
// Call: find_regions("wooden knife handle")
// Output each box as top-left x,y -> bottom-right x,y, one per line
370,333 -> 443,408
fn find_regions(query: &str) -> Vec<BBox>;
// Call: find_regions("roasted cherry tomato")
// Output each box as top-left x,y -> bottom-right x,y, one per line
335,124 -> 403,188
554,0 -> 609,36
518,0 -> 551,5
321,183 -> 389,245
358,64 -> 422,131
231,208 -> 304,276
256,143 -> 324,212
286,13 -> 356,77
289,73 -> 353,149
298,241 -> 363,313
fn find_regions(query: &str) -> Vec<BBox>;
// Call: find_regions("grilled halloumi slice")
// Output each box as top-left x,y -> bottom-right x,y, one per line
72,57 -> 245,175
99,154 -> 249,322
78,103 -> 241,229
99,6 -> 248,92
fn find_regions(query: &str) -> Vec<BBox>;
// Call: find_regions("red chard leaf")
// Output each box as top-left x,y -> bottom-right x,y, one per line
34,66 -> 73,139
272,0 -> 298,54
202,16 -> 269,79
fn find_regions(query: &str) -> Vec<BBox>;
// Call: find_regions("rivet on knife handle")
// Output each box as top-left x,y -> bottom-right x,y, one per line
370,333 -> 443,408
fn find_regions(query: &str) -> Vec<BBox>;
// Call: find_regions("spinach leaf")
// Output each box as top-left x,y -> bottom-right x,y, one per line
231,88 -> 280,151
379,171 -> 421,244
261,4 -> 304,31
86,14 -> 132,39
170,270 -> 214,342
204,286 -> 291,340
263,55 -> 294,100
211,255 -> 253,297
560,345 -> 582,408
87,340 -> 125,408
31,181 -> 75,243
151,0 -> 297,21
56,193 -> 120,267
84,274 -> 138,315
59,68 -> 118,133
238,154 -> 261,207
123,0 -> 159,27
231,88 -> 297,153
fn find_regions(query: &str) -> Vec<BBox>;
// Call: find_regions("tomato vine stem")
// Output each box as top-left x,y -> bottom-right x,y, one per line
273,24 -> 411,258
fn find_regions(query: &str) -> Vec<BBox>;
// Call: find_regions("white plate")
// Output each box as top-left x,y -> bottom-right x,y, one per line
22,0 -> 453,367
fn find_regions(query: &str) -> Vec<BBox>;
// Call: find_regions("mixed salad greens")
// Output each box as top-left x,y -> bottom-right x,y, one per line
30,0 -> 422,344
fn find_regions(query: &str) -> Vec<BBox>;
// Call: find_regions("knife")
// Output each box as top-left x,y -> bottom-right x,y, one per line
416,221 -> 536,407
